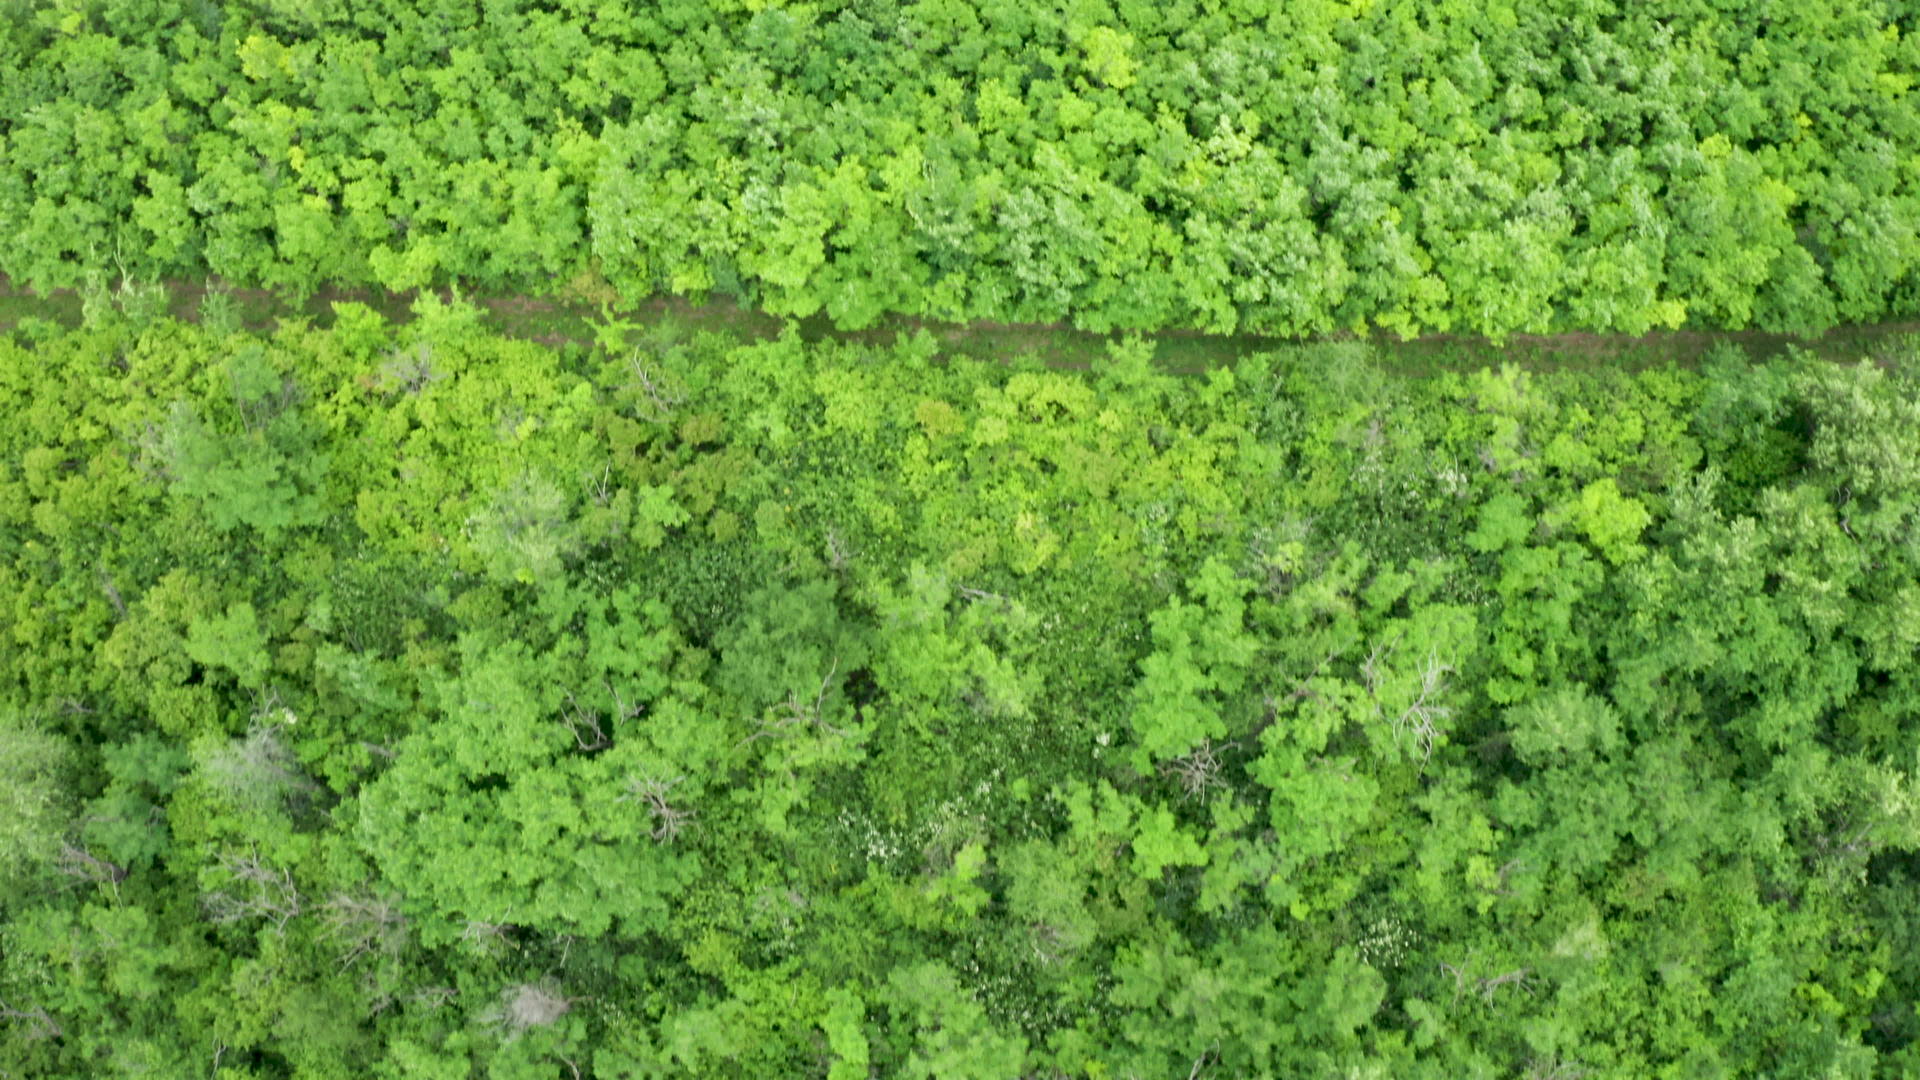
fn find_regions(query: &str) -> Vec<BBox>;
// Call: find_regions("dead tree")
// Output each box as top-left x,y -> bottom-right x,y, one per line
483,981 -> 575,1041
558,691 -> 610,752
737,659 -> 847,747
0,999 -> 60,1040
320,892 -> 409,970
618,774 -> 696,842
203,851 -> 303,932
1159,739 -> 1227,801
56,843 -> 127,886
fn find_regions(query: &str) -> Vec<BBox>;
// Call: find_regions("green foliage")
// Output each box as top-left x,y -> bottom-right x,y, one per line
4,2 -> 1917,336
184,602 -> 271,689
0,715 -> 71,894
2,312 -> 1918,1076
147,346 -> 328,538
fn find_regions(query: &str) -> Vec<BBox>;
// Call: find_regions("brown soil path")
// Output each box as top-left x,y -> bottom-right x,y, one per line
3,277 -> 1913,374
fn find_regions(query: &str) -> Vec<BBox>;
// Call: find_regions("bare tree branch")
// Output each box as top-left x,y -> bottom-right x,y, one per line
408,986 -> 457,1011
626,349 -> 684,423
1159,739 -> 1227,801
459,914 -> 518,958
482,981 -> 575,1041
618,774 -> 696,842
203,851 -> 302,932
559,691 -> 610,752
1525,1055 -> 1590,1080
737,658 -> 846,747
56,843 -> 127,886
0,1000 -> 60,1040
1392,650 -> 1454,764
320,892 -> 408,971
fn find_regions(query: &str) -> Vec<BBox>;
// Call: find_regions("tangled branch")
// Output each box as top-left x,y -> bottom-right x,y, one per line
1159,738 -> 1228,801
203,851 -> 303,932
627,350 -> 684,423
0,999 -> 60,1040
1393,650 -> 1455,763
618,774 -> 696,842
737,658 -> 846,746
320,892 -> 409,971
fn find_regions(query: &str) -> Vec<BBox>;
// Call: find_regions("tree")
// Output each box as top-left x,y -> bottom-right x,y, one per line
0,715 -> 71,895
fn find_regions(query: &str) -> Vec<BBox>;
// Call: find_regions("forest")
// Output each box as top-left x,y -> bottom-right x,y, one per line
5,0 -> 1920,1077
3,0 -> 1919,337
2,288 -> 1918,1076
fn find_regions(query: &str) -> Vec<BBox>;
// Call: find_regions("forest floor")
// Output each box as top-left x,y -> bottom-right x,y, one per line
3,277 -> 1916,374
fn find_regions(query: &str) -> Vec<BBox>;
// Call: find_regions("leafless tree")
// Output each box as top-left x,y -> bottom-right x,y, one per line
99,571 -> 127,619
1812,812 -> 1878,866
1360,637 -> 1455,761
462,919 -> 511,941
1476,967 -> 1531,1001
1392,650 -> 1455,763
1491,858 -> 1526,897
825,526 -> 852,571
378,341 -> 443,395
1524,1055 -> 1589,1080
482,980 -> 575,1040
956,585 -> 1011,606
738,659 -> 847,746
558,691 -> 610,752
1439,960 -> 1532,1007
1159,739 -> 1227,801
320,892 -> 409,970
0,999 -> 59,1040
626,349 -> 684,423
1028,922 -> 1061,966
585,463 -> 615,508
618,774 -> 695,842
201,710 -> 314,812
203,851 -> 302,932
1360,635 -> 1400,700
408,985 -> 458,1011
607,682 -> 646,723
56,843 -> 127,886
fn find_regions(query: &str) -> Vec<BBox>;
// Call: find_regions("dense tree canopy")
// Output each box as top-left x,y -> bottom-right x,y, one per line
3,0 -> 1918,336
2,295 -> 1917,1076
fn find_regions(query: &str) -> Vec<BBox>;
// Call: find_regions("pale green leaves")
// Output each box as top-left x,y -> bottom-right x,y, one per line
1130,805 -> 1208,880
1468,493 -> 1533,553
184,602 -> 270,688
145,347 -> 328,538
1477,480 -> 1650,564
469,472 -> 578,585
1553,478 -> 1651,563
1128,557 -> 1260,770
1506,685 -> 1622,765
1077,26 -> 1138,89
356,600 -> 696,937
152,400 -> 324,537
885,963 -> 1028,1079
469,470 -> 686,585
0,715 -> 71,890
821,990 -> 871,1080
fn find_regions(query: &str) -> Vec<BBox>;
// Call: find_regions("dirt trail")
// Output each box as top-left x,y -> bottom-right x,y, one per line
2,277 -> 1913,373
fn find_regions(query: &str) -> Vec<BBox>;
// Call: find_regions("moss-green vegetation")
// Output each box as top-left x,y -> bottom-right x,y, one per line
5,1 -> 1919,337
6,0 -> 1920,1072
4,296 -> 1919,1076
